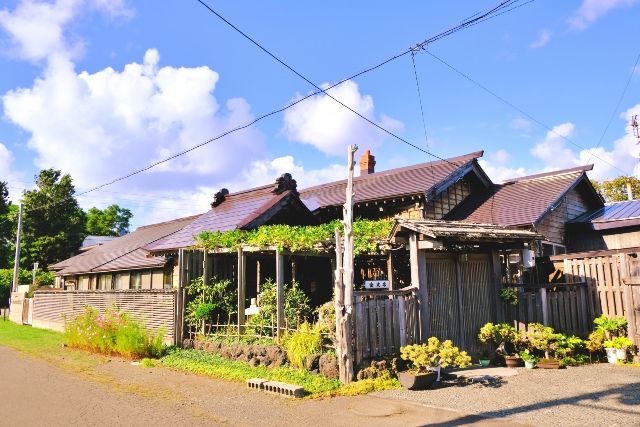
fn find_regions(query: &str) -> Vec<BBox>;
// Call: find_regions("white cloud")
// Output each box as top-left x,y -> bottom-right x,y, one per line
282,80 -> 403,156
530,29 -> 552,48
529,110 -> 640,180
2,49 -> 266,193
479,150 -> 526,182
530,122 -> 578,170
510,117 -> 534,132
569,0 -> 638,30
0,142 -> 26,200
0,0 -> 132,62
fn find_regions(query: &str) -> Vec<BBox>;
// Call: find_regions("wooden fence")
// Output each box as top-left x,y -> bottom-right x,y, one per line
352,288 -> 419,365
31,290 -> 177,344
502,283 -> 593,337
547,249 -> 640,345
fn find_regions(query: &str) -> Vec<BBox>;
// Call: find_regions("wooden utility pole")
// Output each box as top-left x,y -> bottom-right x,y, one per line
11,203 -> 23,294
334,144 -> 357,383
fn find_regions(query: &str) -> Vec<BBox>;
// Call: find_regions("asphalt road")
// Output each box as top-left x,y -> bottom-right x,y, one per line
0,346 -> 518,427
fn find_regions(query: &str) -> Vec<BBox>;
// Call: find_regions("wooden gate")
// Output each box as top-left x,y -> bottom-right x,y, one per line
424,253 -> 494,355
352,288 -> 418,365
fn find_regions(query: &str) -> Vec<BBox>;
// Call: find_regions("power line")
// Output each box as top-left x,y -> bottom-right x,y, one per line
586,52 -> 640,165
410,49 -> 437,185
11,1 -> 532,215
193,0 -> 531,163
422,50 -> 633,176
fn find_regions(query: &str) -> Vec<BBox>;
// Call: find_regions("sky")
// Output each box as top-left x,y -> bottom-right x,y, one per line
1,0 -> 639,229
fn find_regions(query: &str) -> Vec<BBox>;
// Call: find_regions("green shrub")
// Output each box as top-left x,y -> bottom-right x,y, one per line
185,277 -> 235,326
248,279 -> 311,335
284,322 -> 322,369
64,306 -> 165,359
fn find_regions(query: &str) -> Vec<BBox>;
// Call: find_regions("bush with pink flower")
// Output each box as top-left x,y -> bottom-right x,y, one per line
64,306 -> 165,358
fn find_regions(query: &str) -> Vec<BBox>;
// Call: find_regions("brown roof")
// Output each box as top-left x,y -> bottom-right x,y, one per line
146,182 -> 310,252
444,165 -> 595,227
55,215 -> 200,276
299,151 -> 486,209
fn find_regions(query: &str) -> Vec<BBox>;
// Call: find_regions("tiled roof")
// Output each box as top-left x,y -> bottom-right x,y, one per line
145,184 -> 300,252
445,165 -> 594,226
569,199 -> 640,230
299,151 -> 485,209
55,215 -> 199,275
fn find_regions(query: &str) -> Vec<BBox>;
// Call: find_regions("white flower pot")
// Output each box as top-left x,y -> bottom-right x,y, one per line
605,348 -> 618,364
616,349 -> 626,361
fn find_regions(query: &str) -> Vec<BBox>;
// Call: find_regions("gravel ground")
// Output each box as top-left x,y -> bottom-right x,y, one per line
375,364 -> 640,426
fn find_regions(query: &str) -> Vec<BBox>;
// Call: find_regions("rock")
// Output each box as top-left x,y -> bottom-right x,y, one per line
303,354 -> 321,371
319,354 -> 339,379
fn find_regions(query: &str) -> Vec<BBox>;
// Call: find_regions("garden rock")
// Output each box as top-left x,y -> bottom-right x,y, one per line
303,354 -> 321,372
319,354 -> 339,379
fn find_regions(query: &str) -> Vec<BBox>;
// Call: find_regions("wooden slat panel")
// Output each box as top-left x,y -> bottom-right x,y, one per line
32,290 -> 176,343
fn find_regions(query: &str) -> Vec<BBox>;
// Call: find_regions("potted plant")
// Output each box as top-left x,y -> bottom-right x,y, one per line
522,323 -> 563,369
604,336 -> 634,362
478,350 -> 491,367
399,337 -> 472,390
519,349 -> 538,369
478,322 -> 522,367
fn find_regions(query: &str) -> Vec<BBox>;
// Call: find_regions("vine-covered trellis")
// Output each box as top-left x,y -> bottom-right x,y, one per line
195,218 -> 394,255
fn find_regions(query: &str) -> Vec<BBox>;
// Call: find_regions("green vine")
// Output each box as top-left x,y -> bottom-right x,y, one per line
196,219 -> 393,255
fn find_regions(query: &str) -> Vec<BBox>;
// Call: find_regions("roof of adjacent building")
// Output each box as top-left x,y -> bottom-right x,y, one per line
79,235 -> 117,251
146,177 -> 311,252
444,165 -> 599,227
568,199 -> 640,230
52,215 -> 200,276
299,151 -> 487,209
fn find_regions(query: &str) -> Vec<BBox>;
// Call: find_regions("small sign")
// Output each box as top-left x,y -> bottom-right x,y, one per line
364,280 -> 389,290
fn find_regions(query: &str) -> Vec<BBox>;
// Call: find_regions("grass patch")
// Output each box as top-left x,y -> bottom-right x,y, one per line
158,348 -> 401,397
160,348 -> 341,395
0,318 -> 104,371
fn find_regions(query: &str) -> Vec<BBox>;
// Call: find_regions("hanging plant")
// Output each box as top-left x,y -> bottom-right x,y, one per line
499,287 -> 519,305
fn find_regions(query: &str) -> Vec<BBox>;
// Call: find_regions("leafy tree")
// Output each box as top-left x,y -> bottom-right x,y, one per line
85,204 -> 133,236
591,176 -> 640,202
0,182 -> 12,268
21,169 -> 86,269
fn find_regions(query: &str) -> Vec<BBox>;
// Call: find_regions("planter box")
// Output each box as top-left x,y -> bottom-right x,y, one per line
537,358 -> 561,369
397,371 -> 438,390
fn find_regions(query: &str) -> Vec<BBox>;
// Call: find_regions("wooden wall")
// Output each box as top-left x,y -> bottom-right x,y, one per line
537,187 -> 591,245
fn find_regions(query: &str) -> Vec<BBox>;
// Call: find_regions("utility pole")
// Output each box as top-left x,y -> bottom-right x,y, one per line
334,144 -> 357,384
11,203 -> 23,294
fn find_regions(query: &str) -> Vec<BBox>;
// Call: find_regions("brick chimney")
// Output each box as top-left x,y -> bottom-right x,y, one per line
359,150 -> 376,175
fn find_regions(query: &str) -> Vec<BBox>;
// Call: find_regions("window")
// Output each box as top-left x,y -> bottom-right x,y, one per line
98,274 -> 111,290
131,271 -> 142,290
541,242 -> 566,256
163,269 -> 173,290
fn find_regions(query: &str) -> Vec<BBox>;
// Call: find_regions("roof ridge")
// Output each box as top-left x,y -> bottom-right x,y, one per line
502,165 -> 593,184
300,150 -> 484,194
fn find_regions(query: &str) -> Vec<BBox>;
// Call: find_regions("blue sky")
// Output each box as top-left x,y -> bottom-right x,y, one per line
1,0 -> 639,228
